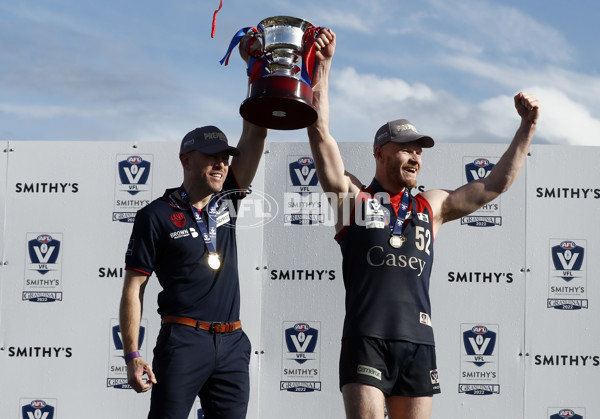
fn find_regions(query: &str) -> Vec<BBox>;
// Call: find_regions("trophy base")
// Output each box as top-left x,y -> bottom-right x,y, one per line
240,76 -> 317,130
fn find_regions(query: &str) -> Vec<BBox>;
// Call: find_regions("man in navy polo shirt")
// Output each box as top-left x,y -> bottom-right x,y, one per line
307,30 -> 540,418
119,120 -> 267,418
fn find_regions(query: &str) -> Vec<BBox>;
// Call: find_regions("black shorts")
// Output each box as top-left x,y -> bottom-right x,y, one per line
339,336 -> 441,397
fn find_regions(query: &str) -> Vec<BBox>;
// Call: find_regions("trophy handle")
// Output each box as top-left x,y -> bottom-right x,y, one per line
301,26 -> 320,85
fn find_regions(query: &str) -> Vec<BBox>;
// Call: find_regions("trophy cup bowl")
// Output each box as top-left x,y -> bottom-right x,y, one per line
239,16 -> 318,130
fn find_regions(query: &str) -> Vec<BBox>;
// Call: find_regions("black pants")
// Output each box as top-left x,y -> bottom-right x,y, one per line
148,324 -> 251,419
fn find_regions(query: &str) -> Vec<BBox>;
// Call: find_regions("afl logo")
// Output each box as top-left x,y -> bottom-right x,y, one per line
30,400 -> 47,409
128,156 -> 143,164
297,157 -> 313,165
169,213 -> 186,228
559,410 -> 575,418
473,158 -> 490,167
560,241 -> 576,250
36,234 -> 52,243
294,323 -> 310,332
472,325 -> 488,334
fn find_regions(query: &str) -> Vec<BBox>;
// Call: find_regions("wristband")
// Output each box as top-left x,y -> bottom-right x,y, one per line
124,351 -> 141,364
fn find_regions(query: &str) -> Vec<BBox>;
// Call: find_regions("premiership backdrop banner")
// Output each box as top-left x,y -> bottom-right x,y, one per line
0,140 -> 599,419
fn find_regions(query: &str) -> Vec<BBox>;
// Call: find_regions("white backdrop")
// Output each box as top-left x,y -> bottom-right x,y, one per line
0,140 -> 598,419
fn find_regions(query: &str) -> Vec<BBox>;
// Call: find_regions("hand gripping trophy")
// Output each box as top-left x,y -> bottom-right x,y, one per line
221,16 -> 321,130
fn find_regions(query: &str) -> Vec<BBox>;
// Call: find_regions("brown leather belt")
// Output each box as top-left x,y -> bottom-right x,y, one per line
162,315 -> 242,333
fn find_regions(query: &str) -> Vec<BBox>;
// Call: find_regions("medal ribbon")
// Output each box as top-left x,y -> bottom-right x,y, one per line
391,188 -> 411,237
178,186 -> 218,256
219,27 -> 256,66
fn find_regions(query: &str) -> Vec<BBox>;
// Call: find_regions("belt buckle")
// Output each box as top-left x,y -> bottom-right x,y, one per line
209,322 -> 224,333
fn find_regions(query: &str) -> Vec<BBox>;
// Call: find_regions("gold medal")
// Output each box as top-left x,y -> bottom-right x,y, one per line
389,235 -> 406,249
208,253 -> 221,270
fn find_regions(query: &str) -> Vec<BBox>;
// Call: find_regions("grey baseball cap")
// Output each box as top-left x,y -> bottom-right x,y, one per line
180,126 -> 240,156
373,119 -> 435,151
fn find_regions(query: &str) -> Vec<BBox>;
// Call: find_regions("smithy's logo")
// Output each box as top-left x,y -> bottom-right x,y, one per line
28,234 -> 60,275
463,325 -> 496,367
118,155 -> 151,195
285,322 -> 318,364
465,158 -> 495,182
21,400 -> 55,419
289,157 -> 318,194
551,241 -> 584,281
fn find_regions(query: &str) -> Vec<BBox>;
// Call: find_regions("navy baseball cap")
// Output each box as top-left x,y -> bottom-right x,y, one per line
180,126 -> 240,156
373,119 -> 435,151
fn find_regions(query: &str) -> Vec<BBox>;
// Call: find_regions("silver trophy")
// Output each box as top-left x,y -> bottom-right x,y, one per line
239,16 -> 319,130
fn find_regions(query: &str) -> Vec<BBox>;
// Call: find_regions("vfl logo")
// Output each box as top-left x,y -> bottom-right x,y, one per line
368,199 -> 381,211
170,212 -> 186,228
28,234 -> 60,275
465,158 -> 495,182
22,400 -> 55,419
463,325 -> 496,367
550,409 -> 583,419
112,325 -> 145,356
430,369 -> 439,385
289,157 -> 318,194
118,155 -> 151,196
552,241 -> 584,281
285,322 -> 318,364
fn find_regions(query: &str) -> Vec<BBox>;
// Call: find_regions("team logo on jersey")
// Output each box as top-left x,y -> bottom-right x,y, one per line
549,408 -> 585,419
170,212 -> 186,228
459,323 -> 500,395
420,312 -> 432,327
21,399 -> 56,419
285,155 -> 325,225
461,157 -> 502,227
280,321 -> 322,392
548,239 -> 588,310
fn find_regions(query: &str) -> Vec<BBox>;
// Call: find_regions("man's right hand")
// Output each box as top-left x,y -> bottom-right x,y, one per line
315,28 -> 336,62
127,357 -> 157,393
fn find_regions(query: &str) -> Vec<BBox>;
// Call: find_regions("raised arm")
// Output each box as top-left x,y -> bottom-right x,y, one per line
230,120 -> 268,190
424,92 -> 540,232
307,29 -> 362,202
229,34 -> 268,190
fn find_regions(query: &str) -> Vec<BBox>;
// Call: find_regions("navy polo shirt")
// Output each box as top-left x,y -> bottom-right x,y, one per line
125,171 -> 244,322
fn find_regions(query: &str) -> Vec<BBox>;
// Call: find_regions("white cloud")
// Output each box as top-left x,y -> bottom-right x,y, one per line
531,88 -> 600,146
327,66 -> 600,146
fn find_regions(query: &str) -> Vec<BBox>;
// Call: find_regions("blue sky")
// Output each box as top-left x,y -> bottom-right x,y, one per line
1,0 -> 599,146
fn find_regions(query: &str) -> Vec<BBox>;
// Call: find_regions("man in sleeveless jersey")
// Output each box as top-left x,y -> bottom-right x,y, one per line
308,29 -> 540,419
118,41 -> 267,418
